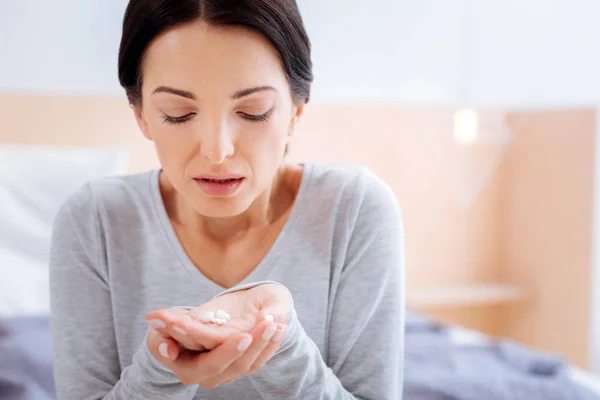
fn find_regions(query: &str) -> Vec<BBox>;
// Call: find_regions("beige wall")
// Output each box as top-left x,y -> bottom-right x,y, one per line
290,107 -> 505,285
0,94 -> 159,171
0,94 -> 595,368
499,109 -> 596,368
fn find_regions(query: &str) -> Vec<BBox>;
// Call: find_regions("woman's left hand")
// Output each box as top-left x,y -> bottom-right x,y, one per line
145,283 -> 293,387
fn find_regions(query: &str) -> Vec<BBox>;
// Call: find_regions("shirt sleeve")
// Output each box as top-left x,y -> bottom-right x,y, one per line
215,170 -> 406,399
49,184 -> 198,400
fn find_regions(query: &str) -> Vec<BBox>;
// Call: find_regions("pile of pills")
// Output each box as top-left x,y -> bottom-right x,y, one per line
201,309 -> 230,325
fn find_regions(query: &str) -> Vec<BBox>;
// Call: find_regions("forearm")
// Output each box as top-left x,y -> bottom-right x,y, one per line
247,310 -> 358,400
52,326 -> 198,400
105,334 -> 198,399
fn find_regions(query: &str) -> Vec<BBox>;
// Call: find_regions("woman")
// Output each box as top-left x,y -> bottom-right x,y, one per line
49,0 -> 405,399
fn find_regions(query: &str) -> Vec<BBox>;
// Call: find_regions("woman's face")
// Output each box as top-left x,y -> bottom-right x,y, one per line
134,20 -> 303,218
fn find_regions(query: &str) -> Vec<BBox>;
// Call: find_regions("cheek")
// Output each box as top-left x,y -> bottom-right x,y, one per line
237,121 -> 288,161
147,121 -> 196,173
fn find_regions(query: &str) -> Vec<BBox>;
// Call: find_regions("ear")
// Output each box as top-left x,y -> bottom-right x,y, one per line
132,105 -> 152,141
288,102 -> 305,138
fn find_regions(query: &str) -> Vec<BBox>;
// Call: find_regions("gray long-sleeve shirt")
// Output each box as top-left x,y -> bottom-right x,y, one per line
49,163 -> 405,400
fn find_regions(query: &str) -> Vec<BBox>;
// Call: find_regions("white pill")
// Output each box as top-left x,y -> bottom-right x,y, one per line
264,314 -> 274,323
201,311 -> 215,323
214,318 -> 226,325
215,310 -> 229,320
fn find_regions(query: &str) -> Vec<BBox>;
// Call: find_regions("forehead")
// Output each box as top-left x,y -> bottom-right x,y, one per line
142,19 -> 287,94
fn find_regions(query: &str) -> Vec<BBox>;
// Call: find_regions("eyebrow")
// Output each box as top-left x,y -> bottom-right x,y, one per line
152,86 -> 196,100
231,86 -> 277,99
152,85 -> 276,100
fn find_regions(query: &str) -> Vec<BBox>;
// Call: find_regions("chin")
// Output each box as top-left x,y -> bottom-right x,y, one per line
193,197 -> 251,218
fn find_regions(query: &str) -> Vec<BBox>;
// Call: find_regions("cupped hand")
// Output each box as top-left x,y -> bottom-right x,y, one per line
145,283 -> 293,388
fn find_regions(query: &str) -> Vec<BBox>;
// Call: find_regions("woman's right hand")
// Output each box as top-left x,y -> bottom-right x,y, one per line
146,317 -> 285,388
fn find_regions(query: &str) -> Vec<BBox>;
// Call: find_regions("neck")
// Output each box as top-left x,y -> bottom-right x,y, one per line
164,165 -> 291,242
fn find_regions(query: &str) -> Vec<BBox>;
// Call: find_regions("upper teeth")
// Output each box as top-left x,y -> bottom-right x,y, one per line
206,178 -> 235,182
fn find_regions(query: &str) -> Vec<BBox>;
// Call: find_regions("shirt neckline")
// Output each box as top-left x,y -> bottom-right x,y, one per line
149,163 -> 314,292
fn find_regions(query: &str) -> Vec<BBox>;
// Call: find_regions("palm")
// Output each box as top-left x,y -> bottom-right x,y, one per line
150,284 -> 291,353
190,290 -> 259,334
191,284 -> 290,331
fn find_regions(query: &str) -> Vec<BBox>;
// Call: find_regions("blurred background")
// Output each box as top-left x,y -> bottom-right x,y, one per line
1,0 -> 599,379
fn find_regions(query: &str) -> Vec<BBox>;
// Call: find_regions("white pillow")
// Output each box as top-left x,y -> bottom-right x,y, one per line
0,145 -> 129,316
0,248 -> 49,316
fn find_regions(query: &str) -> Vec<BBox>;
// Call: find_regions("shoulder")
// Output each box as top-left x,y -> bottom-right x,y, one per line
306,163 -> 401,219
53,170 -> 157,232
306,164 -> 404,282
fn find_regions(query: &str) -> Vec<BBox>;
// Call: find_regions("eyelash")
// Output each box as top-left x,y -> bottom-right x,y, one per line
162,113 -> 194,125
161,110 -> 272,125
240,109 -> 272,122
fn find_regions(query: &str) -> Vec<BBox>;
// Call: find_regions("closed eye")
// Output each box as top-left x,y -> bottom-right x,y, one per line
239,109 -> 272,122
162,113 -> 195,125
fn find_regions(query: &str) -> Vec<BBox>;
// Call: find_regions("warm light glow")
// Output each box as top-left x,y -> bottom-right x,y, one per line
454,108 -> 478,145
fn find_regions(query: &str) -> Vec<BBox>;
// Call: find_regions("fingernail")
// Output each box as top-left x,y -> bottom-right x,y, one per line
264,314 -> 274,323
263,323 -> 277,341
159,342 -> 170,359
238,335 -> 253,352
148,319 -> 166,329
273,326 -> 287,342
173,326 -> 187,336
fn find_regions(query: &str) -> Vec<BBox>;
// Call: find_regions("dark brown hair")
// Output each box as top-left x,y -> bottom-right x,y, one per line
118,0 -> 313,107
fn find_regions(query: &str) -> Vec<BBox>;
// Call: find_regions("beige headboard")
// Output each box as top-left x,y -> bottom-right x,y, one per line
0,93 -> 159,172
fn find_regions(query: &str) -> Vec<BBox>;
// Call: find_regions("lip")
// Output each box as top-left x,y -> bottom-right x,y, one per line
194,175 -> 245,180
193,176 -> 245,197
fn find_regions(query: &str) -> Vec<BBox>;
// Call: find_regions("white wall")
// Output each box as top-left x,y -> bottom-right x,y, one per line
300,0 -> 463,105
1,0 -> 600,106
465,0 -> 600,108
0,0 -> 125,95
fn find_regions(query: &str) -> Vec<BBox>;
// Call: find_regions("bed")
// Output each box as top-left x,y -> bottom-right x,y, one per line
445,327 -> 600,397
404,311 -> 600,399
1,310 -> 600,399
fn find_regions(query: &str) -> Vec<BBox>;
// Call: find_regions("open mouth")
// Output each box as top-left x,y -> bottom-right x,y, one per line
194,177 -> 245,196
200,178 -> 242,183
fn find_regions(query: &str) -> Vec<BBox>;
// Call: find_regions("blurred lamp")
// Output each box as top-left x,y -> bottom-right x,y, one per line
454,108 -> 478,145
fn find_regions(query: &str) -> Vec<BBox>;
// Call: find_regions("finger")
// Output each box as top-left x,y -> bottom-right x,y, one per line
171,316 -> 235,351
147,310 -> 226,351
212,321 -> 277,385
157,336 -> 182,362
146,307 -> 190,336
248,324 -> 287,372
147,327 -> 182,364
147,312 -> 205,351
182,332 -> 253,380
167,315 -> 213,352
147,307 -> 189,323
255,312 -> 276,324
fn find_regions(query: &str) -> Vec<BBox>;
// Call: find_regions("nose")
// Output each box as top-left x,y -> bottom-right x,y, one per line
198,121 -> 234,164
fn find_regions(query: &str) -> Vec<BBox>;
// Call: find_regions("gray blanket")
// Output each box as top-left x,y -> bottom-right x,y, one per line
0,316 -> 55,400
403,311 -> 599,400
